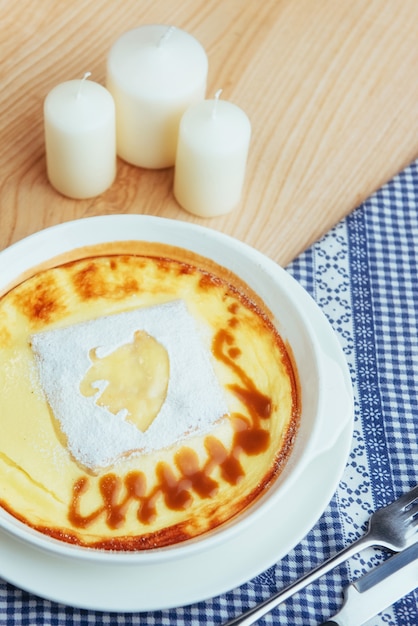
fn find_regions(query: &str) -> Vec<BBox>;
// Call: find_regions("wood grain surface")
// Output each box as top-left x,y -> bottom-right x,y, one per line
1,0 -> 418,265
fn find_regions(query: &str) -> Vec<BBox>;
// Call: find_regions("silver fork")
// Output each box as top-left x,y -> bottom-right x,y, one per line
225,484 -> 418,626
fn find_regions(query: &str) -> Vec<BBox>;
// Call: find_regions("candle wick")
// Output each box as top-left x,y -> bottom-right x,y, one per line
158,26 -> 175,47
212,89 -> 223,119
76,72 -> 92,99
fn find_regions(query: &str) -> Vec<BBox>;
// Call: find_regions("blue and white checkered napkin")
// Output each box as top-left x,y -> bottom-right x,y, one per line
1,161 -> 417,625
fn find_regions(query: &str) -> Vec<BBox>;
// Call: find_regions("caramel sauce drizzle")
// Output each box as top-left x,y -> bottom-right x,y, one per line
68,312 -> 278,531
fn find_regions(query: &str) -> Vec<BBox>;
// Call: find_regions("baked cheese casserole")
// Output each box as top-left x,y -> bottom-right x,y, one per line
0,241 -> 300,550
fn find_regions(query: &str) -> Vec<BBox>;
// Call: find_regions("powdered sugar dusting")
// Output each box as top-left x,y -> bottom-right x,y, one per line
31,300 -> 228,471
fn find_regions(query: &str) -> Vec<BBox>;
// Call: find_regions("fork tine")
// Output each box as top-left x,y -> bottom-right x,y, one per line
396,484 -> 418,508
404,505 -> 418,521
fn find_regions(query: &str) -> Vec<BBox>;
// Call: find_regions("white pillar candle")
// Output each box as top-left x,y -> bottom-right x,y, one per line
106,25 -> 208,169
44,75 -> 116,199
174,92 -> 251,217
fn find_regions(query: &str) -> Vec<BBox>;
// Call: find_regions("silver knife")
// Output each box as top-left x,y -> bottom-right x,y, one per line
320,541 -> 418,626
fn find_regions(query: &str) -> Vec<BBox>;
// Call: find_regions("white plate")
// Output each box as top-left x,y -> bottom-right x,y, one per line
0,216 -> 353,611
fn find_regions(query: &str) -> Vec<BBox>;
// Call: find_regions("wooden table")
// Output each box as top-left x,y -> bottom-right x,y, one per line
1,0 -> 418,266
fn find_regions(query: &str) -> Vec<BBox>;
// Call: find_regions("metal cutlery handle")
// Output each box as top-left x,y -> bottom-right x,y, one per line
224,537 -> 371,626
225,484 -> 418,625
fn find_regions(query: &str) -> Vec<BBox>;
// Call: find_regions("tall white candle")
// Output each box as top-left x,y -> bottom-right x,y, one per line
44,75 -> 116,199
106,25 -> 208,169
174,92 -> 251,217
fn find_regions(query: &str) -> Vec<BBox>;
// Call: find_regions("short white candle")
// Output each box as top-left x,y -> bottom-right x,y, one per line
174,92 -> 251,217
106,25 -> 208,169
44,75 -> 116,199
